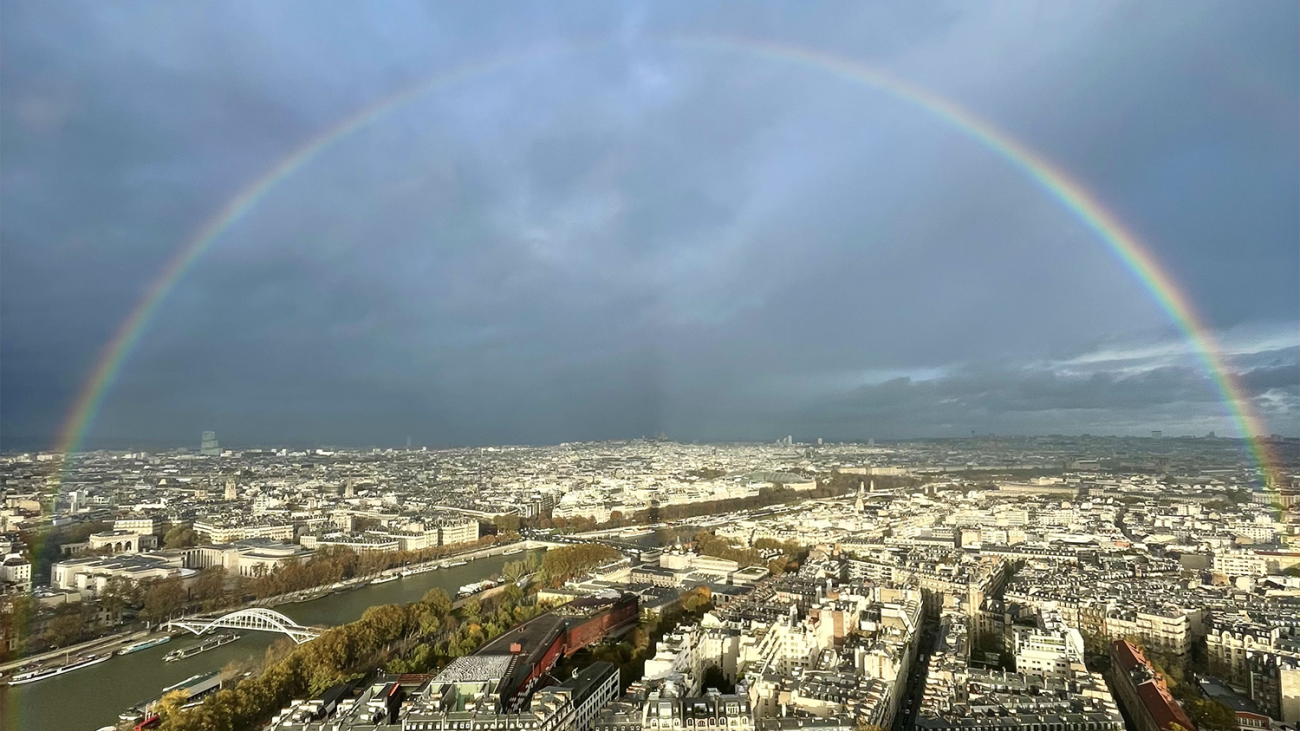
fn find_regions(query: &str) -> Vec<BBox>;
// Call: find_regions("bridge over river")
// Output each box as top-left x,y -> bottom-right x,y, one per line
166,608 -> 323,644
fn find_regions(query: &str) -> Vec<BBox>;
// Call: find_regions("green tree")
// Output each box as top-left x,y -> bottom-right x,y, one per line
163,524 -> 197,549
423,588 -> 453,618
539,543 -> 621,586
503,560 -> 527,583
99,575 -> 136,620
493,514 -> 521,535
141,576 -> 187,622
45,603 -> 92,648
193,566 -> 229,609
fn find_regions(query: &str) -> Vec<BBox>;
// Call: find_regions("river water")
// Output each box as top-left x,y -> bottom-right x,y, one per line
0,549 -> 545,731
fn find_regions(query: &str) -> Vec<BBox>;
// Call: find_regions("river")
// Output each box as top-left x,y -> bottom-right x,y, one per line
0,549 -> 545,731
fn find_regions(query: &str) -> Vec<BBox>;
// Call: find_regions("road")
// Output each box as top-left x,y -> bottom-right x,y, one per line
893,614 -> 941,731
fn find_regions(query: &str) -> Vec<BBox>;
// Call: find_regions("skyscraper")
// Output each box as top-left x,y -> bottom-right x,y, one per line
200,431 -> 220,456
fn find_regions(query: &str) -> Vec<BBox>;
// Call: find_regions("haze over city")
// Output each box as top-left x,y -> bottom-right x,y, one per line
2,1 -> 1296,450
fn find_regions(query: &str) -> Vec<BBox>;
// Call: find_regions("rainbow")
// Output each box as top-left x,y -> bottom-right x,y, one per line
677,37 -> 1280,485
49,43 -> 587,466
50,36 -> 1279,487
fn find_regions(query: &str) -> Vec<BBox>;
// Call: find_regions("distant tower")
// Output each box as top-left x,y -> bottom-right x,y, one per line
224,477 -> 237,501
786,435 -> 793,446
867,438 -> 875,448
200,431 -> 220,456
1151,430 -> 1162,439
817,437 -> 823,446
855,482 -> 865,514
344,479 -> 355,499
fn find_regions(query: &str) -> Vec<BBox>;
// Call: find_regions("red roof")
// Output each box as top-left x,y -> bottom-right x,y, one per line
1136,680 -> 1197,731
1112,640 -> 1146,673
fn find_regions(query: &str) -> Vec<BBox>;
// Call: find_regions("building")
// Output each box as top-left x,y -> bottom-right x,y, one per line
88,529 -> 158,554
1213,550 -> 1268,578
193,517 -> 295,544
300,534 -> 400,553
52,552 -> 192,595
557,662 -> 620,731
183,539 -> 315,577
201,430 -> 221,456
0,554 -> 32,592
1109,640 -> 1197,731
1011,610 -> 1085,678
114,516 -> 160,536
436,517 -> 480,546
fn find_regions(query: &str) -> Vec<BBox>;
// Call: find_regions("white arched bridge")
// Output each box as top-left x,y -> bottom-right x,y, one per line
166,608 -> 322,644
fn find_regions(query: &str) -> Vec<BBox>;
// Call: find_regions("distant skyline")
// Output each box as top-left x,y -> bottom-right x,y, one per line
2,2 -> 1297,449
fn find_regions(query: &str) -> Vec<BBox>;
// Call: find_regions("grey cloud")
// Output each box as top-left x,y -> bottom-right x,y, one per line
2,1 -> 1296,449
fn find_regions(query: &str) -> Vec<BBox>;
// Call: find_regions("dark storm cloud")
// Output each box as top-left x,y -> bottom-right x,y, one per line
2,1 -> 1296,449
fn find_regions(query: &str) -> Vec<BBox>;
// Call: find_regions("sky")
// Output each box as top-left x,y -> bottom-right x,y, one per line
2,1 -> 1297,450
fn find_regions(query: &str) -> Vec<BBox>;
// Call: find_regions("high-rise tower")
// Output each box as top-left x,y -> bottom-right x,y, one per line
200,431 -> 220,456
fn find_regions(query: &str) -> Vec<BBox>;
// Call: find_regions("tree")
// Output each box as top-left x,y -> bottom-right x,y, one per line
155,689 -> 191,724
682,586 -> 712,613
45,604 -> 92,648
163,524 -> 197,549
423,588 -> 453,618
461,597 -> 481,622
141,576 -> 187,622
503,560 -> 527,583
193,566 -> 229,609
0,594 -> 38,660
540,544 -> 621,586
493,514 -> 521,535
99,575 -> 136,620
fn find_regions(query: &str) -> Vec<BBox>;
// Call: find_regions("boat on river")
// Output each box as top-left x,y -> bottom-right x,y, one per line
120,671 -> 223,722
370,573 -> 400,585
164,633 -> 239,662
7,654 -> 110,685
118,636 -> 171,655
456,578 -> 501,599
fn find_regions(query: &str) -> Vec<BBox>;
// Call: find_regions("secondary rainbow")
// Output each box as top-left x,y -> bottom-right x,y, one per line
51,36 -> 1279,486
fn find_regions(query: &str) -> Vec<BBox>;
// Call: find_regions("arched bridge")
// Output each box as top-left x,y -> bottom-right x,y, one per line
166,608 -> 322,644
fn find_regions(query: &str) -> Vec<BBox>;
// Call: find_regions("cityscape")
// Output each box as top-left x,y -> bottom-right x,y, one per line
0,432 -> 1298,731
1,3 -> 1297,731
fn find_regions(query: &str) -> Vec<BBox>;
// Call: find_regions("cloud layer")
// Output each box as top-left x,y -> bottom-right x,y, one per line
2,2 -> 1296,448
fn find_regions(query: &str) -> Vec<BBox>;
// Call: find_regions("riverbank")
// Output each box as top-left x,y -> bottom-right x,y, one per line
1,547 -> 549,731
0,538 -> 557,678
